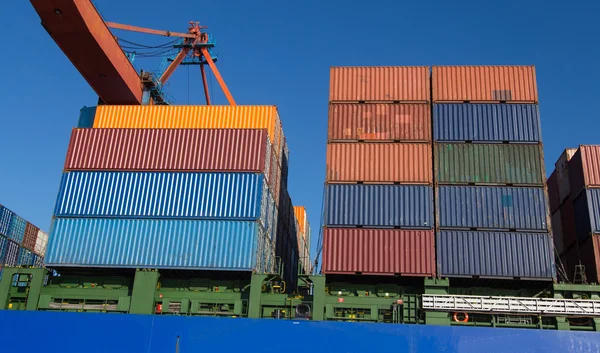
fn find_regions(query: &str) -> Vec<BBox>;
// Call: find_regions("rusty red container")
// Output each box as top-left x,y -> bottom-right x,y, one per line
327,104 -> 431,142
326,143 -> 432,184
321,228 -> 435,276
568,145 -> 600,199
22,222 -> 39,252
64,128 -> 270,172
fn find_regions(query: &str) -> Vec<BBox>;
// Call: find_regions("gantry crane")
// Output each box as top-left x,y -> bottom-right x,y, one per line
30,0 -> 235,105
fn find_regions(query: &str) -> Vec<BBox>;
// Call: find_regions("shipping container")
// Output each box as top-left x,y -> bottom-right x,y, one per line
560,198 -> 577,251
17,248 -> 34,267
327,104 -> 431,142
573,189 -> 600,242
322,228 -> 435,276
435,143 -> 544,185
77,106 -> 97,128
324,184 -> 433,228
64,128 -> 271,173
4,240 -> 18,267
35,230 -> 49,257
54,172 -> 273,226
293,206 -> 307,236
432,66 -> 538,102
578,235 -> 600,284
551,210 -> 565,255
547,171 -> 560,214
436,231 -> 554,280
568,145 -> 600,199
46,218 -> 275,272
0,206 -> 13,237
329,66 -> 430,102
0,235 -> 7,264
22,222 -> 39,251
33,254 -> 44,268
92,105 -> 284,159
7,214 -> 26,244
326,143 -> 432,184
555,148 -> 578,204
436,186 -> 549,231
433,104 -> 541,142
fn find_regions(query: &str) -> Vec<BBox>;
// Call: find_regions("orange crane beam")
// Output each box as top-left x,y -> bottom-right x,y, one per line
30,0 -> 143,105
106,22 -> 197,39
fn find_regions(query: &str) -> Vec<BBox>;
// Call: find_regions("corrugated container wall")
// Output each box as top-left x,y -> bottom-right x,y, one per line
551,210 -> 565,255
327,104 -> 431,142
555,148 -> 578,204
548,171 -> 560,214
326,143 -> 432,184
436,186 -> 549,231
54,172 -> 272,223
65,128 -> 270,173
4,240 -> 18,267
22,222 -> 39,251
573,189 -> 600,242
0,206 -> 13,237
7,215 -> 26,244
324,184 -> 433,228
436,231 -> 555,280
329,66 -> 430,102
0,236 -> 7,264
578,235 -> 600,284
46,218 -> 274,272
35,230 -> 49,257
560,198 -> 577,251
432,66 -> 538,102
322,228 -> 435,276
435,144 -> 544,185
568,145 -> 600,199
433,104 -> 541,142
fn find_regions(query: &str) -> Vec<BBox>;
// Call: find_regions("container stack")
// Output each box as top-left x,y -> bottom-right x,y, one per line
0,204 -> 48,279
46,105 -> 300,285
293,206 -> 311,274
432,66 -> 555,280
322,66 -> 436,277
549,146 -> 600,283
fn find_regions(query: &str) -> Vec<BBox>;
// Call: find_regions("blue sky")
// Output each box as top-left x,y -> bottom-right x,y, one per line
2,0 -> 599,261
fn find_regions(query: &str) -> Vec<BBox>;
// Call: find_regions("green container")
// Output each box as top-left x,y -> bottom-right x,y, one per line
435,143 -> 544,185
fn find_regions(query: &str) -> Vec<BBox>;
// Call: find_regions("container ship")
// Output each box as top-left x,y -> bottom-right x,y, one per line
0,1 -> 599,352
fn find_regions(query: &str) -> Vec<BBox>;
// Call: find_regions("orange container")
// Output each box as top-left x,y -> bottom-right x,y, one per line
329,66 -> 430,102
432,66 -> 538,102
93,105 -> 285,158
294,206 -> 307,236
326,143 -> 432,184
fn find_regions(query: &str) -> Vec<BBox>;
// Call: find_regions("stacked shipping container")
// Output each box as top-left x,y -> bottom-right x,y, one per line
322,67 -> 436,277
550,146 -> 600,283
45,106 -> 301,287
0,204 -> 48,279
293,206 -> 311,274
432,66 -> 555,280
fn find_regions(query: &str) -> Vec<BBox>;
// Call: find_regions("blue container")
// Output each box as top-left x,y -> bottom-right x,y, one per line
77,106 -> 97,128
437,231 -> 555,280
45,218 -> 275,272
4,240 -> 19,267
0,206 -> 13,237
0,235 -> 7,264
17,248 -> 34,267
437,186 -> 549,231
324,184 -> 433,228
7,215 -> 26,244
573,188 -> 600,242
54,172 -> 273,225
33,254 -> 44,268
433,104 -> 541,142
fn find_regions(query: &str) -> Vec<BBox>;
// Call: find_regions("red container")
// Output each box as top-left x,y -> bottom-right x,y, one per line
547,171 -> 560,214
560,198 -> 577,251
329,66 -> 430,102
579,235 -> 600,284
22,222 -> 39,251
568,145 -> 600,199
321,228 -> 436,276
65,128 -> 269,172
326,143 -> 432,184
327,104 -> 431,142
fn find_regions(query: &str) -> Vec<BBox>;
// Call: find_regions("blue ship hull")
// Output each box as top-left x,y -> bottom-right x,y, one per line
0,311 -> 599,353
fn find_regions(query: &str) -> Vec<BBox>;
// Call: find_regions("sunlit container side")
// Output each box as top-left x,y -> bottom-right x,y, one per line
54,172 -> 273,226
64,128 -> 270,173
17,248 -> 34,267
436,186 -> 549,231
433,104 -> 541,142
22,222 -> 39,251
322,228 -> 435,276
560,198 -> 577,251
578,235 -> 600,284
551,210 -> 565,256
326,143 -> 432,184
35,230 -> 49,257
0,206 -> 13,237
7,215 -> 26,244
547,171 -> 560,214
432,66 -> 538,102
293,206 -> 307,236
45,218 -> 274,272
327,104 -> 431,142
0,236 -> 7,264
4,240 -> 19,267
93,105 -> 285,159
555,148 -> 578,204
568,145 -> 600,199
329,66 -> 430,102
573,189 -> 600,242
324,184 -> 433,228
436,231 -> 555,280
435,143 -> 544,185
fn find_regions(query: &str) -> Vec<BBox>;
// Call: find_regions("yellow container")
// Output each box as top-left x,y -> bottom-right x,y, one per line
93,105 -> 284,158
